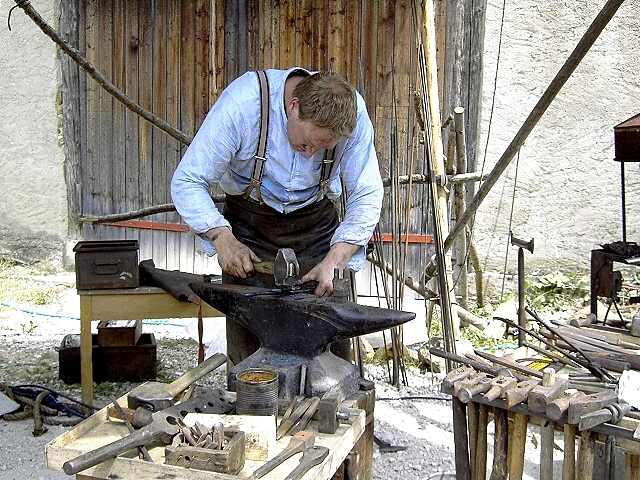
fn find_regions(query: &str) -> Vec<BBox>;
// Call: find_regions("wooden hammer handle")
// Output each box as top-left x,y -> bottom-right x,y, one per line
167,353 -> 227,397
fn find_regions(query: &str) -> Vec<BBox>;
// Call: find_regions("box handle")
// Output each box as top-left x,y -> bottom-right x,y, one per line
92,260 -> 121,275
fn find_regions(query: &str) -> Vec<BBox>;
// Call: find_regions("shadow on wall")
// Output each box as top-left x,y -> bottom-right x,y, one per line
0,224 -> 64,268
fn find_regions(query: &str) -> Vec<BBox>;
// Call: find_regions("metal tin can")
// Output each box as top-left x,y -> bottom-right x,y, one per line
236,368 -> 279,417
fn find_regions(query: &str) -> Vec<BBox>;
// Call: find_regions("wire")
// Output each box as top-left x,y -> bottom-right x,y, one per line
11,384 -> 99,412
377,395 -> 451,402
500,148 -> 521,298
452,0 -> 509,297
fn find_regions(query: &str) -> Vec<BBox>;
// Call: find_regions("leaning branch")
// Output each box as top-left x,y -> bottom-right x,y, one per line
12,0 -> 193,146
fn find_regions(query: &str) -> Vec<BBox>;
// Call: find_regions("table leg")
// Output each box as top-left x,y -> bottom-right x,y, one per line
80,296 -> 94,411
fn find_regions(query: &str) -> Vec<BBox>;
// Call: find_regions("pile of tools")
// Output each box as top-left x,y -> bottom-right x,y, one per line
165,420 -> 245,474
440,362 -> 636,480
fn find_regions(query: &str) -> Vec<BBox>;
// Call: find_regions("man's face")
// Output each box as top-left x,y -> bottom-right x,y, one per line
286,98 -> 339,157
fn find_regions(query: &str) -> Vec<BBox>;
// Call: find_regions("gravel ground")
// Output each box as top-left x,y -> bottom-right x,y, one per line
0,266 -> 560,480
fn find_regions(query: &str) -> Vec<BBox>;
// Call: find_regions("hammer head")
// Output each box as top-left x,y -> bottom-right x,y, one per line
510,232 -> 534,253
274,248 -> 300,288
128,382 -> 175,411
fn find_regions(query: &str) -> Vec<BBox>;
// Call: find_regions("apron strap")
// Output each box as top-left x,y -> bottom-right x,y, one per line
317,147 -> 336,201
243,70 -> 270,204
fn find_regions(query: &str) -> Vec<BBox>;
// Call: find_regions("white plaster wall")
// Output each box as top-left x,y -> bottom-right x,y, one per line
474,0 -> 640,272
0,0 -> 67,249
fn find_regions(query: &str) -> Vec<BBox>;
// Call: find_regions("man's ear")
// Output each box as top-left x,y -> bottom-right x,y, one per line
287,97 -> 300,117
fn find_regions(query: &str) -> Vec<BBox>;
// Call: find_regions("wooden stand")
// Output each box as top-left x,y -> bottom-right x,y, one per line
45,385 -> 369,480
78,287 -> 224,407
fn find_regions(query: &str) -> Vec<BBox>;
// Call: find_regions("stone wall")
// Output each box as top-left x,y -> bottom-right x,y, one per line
474,0 -> 640,273
0,0 -> 67,264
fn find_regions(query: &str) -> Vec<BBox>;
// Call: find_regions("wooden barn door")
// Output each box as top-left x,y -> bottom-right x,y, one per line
62,0 -> 432,276
75,0 -> 217,272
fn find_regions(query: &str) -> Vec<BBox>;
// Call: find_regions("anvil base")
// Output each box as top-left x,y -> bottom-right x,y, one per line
228,348 -> 360,400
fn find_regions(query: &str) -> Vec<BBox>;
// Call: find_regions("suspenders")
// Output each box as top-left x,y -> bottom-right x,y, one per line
242,71 -> 270,204
242,70 -> 337,205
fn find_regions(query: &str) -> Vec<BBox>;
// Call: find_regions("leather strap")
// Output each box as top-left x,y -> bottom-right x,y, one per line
243,70 -> 270,204
317,147 -> 336,200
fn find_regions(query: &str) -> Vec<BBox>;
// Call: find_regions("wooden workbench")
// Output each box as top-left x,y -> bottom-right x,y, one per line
78,287 -> 224,406
45,391 -> 366,480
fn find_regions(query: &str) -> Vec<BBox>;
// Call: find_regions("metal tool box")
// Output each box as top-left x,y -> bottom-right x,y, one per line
58,333 -> 157,384
73,240 -> 140,290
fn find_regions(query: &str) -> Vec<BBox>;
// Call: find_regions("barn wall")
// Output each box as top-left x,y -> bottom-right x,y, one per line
70,0 -> 429,274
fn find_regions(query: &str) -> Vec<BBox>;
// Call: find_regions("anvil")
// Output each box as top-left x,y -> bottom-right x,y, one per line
190,282 -> 415,399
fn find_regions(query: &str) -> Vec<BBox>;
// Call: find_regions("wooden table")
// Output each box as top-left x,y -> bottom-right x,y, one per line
45,388 -> 366,480
78,287 -> 224,406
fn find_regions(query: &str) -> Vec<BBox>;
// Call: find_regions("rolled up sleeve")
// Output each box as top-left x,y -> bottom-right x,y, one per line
331,102 -> 383,270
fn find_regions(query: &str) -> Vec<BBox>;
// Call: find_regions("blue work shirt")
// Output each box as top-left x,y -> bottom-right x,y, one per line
171,67 -> 383,270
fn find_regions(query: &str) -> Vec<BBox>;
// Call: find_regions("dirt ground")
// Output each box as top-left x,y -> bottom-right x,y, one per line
0,260 -> 590,479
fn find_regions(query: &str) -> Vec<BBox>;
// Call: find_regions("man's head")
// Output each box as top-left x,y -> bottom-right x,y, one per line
286,72 -> 357,157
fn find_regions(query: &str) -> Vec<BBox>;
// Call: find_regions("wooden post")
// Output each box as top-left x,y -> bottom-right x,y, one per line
490,408 -> 508,480
540,368 -> 557,480
468,402 -> 479,479
464,0 -> 487,201
475,404 -> 488,480
454,107 -> 468,309
577,431 -> 595,480
563,424 -> 577,480
452,398 -> 471,480
423,0 -> 627,279
422,0 -> 461,341
508,413 -> 528,480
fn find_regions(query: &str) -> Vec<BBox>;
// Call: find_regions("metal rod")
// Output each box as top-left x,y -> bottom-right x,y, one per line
526,308 -> 616,383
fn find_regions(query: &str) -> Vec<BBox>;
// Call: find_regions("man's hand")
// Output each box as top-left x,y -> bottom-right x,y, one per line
300,242 -> 359,296
206,227 -> 261,279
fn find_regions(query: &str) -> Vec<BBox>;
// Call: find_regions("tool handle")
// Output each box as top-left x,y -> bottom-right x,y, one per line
167,353 -> 226,397
253,438 -> 307,479
63,428 -> 162,475
253,261 -> 274,275
284,446 -> 330,480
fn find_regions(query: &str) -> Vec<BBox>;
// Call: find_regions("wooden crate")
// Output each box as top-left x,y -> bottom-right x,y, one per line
45,387 -> 366,480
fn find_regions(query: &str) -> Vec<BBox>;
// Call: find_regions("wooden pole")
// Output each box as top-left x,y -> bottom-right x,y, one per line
464,0 -> 488,201
423,0 -> 627,279
508,413 -> 528,480
421,0 -> 461,344
454,107 -> 469,309
563,424 -> 577,480
475,404 -> 488,480
452,398 -> 472,480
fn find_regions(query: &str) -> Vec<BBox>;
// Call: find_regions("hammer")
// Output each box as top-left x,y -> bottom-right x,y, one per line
253,248 -> 300,289
510,232 -> 534,347
127,352 -> 227,411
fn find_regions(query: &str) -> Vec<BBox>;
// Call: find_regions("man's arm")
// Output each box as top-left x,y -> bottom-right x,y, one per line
302,95 -> 383,295
171,74 -> 261,277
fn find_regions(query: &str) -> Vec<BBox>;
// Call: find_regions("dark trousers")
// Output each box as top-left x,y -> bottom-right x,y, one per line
222,194 -> 352,367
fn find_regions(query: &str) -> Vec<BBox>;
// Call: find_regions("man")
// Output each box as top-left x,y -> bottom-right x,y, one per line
171,67 -> 383,366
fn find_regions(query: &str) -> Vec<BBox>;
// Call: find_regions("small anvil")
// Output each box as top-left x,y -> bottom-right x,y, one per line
190,282 -> 415,399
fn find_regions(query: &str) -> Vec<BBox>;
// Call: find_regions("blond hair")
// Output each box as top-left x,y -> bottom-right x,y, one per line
293,72 -> 357,138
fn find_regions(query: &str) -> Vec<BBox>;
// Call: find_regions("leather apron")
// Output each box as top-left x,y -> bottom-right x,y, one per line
223,195 -> 353,366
